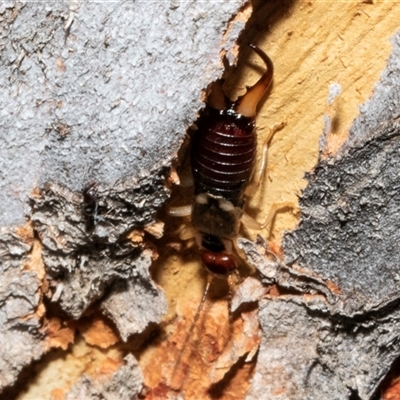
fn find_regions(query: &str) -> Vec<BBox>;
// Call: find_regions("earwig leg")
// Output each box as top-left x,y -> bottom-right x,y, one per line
178,173 -> 194,187
244,136 -> 270,197
167,204 -> 192,217
245,122 -> 285,197
241,212 -> 264,230
227,274 -> 235,324
179,226 -> 196,241
207,80 -> 228,111
241,201 -> 298,236
260,202 -> 297,235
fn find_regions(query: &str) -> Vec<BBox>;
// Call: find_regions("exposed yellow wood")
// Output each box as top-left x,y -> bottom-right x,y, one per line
237,0 -> 400,242
20,2 -> 400,399
145,2 -> 400,399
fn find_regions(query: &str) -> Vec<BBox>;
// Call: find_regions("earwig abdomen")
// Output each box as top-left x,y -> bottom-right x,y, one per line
191,107 -> 256,207
188,45 -> 274,277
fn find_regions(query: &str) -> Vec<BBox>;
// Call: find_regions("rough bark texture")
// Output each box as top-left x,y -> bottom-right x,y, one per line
64,354 -> 143,400
2,1 -> 400,399
0,226 -> 45,390
244,28 -> 400,400
0,0 -> 247,398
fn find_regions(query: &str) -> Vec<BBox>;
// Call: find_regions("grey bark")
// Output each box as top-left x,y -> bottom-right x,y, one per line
0,0 -> 246,395
244,32 -> 400,400
64,354 -> 143,400
0,228 -> 44,391
2,1 -> 400,399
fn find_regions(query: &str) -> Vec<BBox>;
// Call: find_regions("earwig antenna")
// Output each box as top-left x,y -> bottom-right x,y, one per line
170,274 -> 213,389
227,274 -> 234,325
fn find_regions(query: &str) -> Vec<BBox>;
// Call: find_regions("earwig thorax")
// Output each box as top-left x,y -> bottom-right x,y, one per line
191,193 -> 242,240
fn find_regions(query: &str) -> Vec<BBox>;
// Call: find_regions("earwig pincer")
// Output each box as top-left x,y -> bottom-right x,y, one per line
170,44 -> 274,281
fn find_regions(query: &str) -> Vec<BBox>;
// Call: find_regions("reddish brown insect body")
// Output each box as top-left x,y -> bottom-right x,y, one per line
191,109 -> 256,206
190,44 -> 274,277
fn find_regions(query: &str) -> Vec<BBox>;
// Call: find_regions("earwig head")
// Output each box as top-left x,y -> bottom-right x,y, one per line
234,44 -> 274,118
200,249 -> 236,277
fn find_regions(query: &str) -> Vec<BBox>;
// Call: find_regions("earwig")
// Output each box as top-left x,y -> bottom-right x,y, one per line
172,44 -> 273,277
168,45 -> 276,387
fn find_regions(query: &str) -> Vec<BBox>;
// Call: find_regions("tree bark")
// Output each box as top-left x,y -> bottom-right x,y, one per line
2,1 -> 400,400
0,0 -> 247,398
